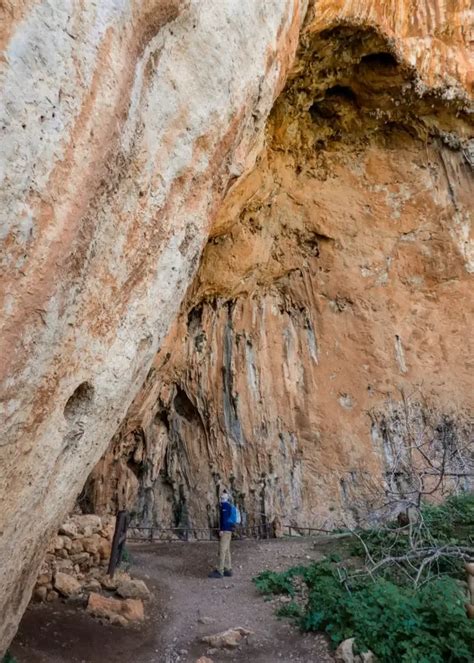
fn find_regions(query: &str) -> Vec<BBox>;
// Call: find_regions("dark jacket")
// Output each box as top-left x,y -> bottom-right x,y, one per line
219,501 -> 233,532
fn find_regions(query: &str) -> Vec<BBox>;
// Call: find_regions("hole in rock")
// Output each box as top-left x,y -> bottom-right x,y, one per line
173,386 -> 198,422
154,408 -> 170,429
325,85 -> 357,102
187,303 -> 203,331
309,102 -> 337,121
360,51 -> 398,68
64,381 -> 94,422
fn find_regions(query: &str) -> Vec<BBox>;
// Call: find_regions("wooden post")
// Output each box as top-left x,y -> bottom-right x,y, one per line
465,562 -> 474,619
107,510 -> 129,578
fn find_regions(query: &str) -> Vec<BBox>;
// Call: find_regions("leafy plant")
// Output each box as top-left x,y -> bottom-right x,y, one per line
119,545 -> 133,569
422,494 -> 474,543
276,601 -> 304,619
253,567 -> 305,596
2,653 -> 17,663
347,494 -> 474,586
255,558 -> 474,661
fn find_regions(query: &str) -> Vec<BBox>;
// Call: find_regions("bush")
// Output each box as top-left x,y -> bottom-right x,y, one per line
254,561 -> 474,662
422,493 -> 474,543
119,545 -> 132,568
2,653 -> 17,663
253,566 -> 306,596
348,494 -> 474,585
276,601 -> 304,619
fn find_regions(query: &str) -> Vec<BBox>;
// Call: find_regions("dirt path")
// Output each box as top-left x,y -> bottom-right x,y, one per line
11,538 -> 336,663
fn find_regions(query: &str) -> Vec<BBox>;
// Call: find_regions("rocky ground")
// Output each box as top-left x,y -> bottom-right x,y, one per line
11,537 -> 338,663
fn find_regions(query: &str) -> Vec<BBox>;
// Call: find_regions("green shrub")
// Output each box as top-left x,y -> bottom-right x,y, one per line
253,566 -> 307,596
422,494 -> 474,544
276,601 -> 304,619
2,653 -> 17,663
119,545 -> 132,568
348,494 -> 474,585
255,561 -> 474,662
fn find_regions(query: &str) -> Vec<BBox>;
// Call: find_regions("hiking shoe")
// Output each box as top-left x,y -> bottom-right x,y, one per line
224,569 -> 233,577
208,570 -> 223,578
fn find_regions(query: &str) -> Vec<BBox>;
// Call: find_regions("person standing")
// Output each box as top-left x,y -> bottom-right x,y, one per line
208,489 -> 233,578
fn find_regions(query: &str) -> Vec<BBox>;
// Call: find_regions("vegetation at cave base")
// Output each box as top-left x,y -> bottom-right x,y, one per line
254,495 -> 474,662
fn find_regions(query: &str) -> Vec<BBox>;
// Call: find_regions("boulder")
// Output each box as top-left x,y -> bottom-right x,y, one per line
121,598 -> 145,622
59,521 -> 79,538
335,638 -> 376,663
82,535 -> 101,555
87,592 -> 124,621
116,578 -> 150,601
98,538 -> 112,560
54,572 -> 81,597
77,515 -> 102,537
335,639 -> 357,663
61,536 -> 72,551
52,536 -> 64,551
100,518 -> 116,540
71,552 -> 91,565
201,627 -> 253,649
465,562 -> 474,576
83,579 -> 102,593
36,573 -> 52,586
87,593 -> 128,627
55,559 -> 74,572
101,571 -> 131,591
33,587 -> 48,602
87,592 -> 144,625
70,540 -> 84,555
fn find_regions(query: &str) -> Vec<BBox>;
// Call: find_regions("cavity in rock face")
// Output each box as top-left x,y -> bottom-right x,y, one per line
83,15 -> 473,535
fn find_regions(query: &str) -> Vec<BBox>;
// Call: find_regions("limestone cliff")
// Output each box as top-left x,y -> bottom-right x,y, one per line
0,0 -> 305,652
0,0 -> 473,654
83,7 -> 474,533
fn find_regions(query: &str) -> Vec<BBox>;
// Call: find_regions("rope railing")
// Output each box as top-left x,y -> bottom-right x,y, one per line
283,524 -> 335,536
126,523 -> 340,543
127,522 -> 272,543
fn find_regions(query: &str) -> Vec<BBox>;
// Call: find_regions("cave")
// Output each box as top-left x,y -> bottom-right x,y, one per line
0,1 -> 473,656
77,26 -> 473,541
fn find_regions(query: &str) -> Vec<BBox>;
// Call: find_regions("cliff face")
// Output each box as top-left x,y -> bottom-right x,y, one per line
83,8 -> 474,532
0,0 -> 473,653
0,0 -> 305,652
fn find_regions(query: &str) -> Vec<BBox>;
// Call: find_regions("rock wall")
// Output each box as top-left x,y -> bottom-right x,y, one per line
0,0 -> 473,653
33,515 -> 114,604
0,0 -> 305,652
32,514 -> 149,627
83,6 -> 474,532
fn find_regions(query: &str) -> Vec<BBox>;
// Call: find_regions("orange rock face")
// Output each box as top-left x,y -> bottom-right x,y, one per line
84,6 -> 473,534
0,0 -> 473,654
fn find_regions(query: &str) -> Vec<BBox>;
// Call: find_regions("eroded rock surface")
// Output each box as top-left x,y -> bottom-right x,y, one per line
83,6 -> 473,533
0,0 -> 473,654
0,0 -> 305,652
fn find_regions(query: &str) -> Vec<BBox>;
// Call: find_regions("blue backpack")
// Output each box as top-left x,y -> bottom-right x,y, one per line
229,504 -> 241,526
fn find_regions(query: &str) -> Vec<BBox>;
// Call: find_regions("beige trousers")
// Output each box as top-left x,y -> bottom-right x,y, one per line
218,531 -> 232,573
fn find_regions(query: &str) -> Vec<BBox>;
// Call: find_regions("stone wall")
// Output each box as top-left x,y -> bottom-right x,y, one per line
33,514 -> 113,602
32,514 -> 149,627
